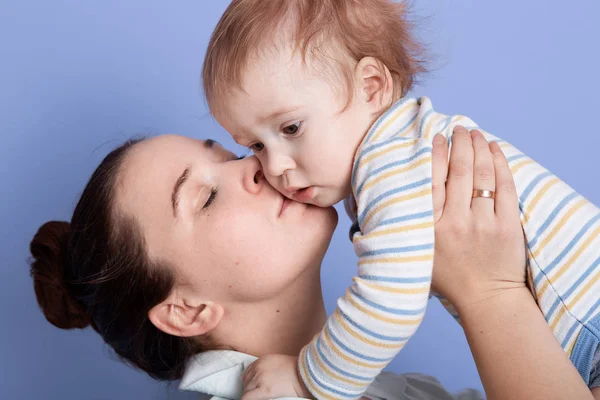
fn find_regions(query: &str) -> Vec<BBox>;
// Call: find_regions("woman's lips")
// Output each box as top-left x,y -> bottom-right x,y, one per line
279,196 -> 291,217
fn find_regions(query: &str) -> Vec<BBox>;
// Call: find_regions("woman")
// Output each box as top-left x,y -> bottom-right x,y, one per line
29,132 -> 593,399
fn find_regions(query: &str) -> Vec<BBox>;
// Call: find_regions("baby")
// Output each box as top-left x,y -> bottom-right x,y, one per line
202,0 -> 600,399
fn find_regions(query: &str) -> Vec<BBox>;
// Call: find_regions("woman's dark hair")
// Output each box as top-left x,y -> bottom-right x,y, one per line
29,139 -> 201,380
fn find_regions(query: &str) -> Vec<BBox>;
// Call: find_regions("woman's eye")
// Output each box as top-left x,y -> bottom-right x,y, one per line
282,122 -> 301,135
250,142 -> 264,152
202,188 -> 218,209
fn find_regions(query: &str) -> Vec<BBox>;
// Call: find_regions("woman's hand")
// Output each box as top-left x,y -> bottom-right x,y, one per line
430,126 -> 526,313
430,126 -> 593,400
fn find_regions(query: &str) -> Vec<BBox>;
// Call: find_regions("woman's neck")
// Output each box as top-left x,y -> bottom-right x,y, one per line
214,265 -> 327,357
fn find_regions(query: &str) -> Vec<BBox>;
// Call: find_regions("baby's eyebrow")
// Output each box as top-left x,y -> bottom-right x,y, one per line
260,106 -> 301,122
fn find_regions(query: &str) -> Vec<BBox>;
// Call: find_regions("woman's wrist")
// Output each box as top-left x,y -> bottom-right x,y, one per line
452,282 -> 529,319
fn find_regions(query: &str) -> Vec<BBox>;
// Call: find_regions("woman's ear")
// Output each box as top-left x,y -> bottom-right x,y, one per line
148,295 -> 224,338
355,56 -> 394,114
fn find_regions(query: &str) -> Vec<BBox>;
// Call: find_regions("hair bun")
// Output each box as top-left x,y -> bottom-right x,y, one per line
29,221 -> 90,329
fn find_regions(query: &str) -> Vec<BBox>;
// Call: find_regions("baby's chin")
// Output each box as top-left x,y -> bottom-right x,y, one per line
306,190 -> 347,208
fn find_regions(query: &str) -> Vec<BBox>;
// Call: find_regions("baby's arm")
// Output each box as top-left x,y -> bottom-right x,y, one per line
297,135 -> 438,399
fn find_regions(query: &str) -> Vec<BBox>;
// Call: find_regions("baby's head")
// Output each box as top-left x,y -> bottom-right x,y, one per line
203,0 -> 426,206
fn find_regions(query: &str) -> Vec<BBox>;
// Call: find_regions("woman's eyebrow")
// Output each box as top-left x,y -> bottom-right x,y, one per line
171,166 -> 191,217
204,139 -> 219,148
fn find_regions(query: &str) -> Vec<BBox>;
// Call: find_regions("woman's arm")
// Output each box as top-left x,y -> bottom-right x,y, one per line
431,129 -> 593,400
460,288 -> 592,400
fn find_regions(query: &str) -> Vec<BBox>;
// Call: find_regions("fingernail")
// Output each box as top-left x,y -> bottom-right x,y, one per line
433,134 -> 446,145
453,125 -> 467,134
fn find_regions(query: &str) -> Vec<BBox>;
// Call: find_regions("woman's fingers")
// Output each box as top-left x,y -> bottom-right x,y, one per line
432,134 -> 449,223
470,130 -> 496,216
445,126 -> 474,214
490,141 -> 520,220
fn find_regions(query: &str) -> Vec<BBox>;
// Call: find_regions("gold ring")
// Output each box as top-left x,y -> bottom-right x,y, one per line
472,189 -> 495,199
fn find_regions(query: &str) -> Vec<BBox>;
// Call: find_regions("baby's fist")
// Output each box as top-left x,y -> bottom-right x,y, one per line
241,354 -> 312,400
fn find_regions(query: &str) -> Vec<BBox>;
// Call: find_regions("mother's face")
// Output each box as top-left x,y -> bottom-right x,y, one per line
116,135 -> 337,304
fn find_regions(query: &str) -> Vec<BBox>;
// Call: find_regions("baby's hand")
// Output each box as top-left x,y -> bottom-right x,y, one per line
241,354 -> 312,400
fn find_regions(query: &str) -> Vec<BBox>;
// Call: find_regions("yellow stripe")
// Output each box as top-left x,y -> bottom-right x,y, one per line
299,352 -> 338,400
549,305 -> 568,332
522,178 -> 560,225
361,156 -> 431,193
347,294 -> 423,325
532,199 -> 587,258
370,102 -> 414,142
357,279 -> 430,294
510,159 -> 534,175
334,310 -> 404,349
359,140 -> 419,171
566,266 -> 600,309
355,221 -> 434,241
322,327 -> 387,369
362,188 -> 431,228
557,270 -> 600,330
422,111 -> 443,140
311,337 -> 370,387
358,254 -> 433,266
567,337 -> 577,356
548,225 -> 600,287
536,206 -> 595,299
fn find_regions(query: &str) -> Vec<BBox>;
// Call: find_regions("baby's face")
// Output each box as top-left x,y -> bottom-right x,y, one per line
216,46 -> 376,207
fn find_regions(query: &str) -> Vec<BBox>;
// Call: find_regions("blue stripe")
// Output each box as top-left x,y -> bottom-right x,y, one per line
313,336 -> 372,382
352,289 -> 427,316
353,98 -> 414,187
358,178 -> 431,225
528,192 -> 578,249
326,324 -> 393,363
359,136 -> 416,158
378,210 -> 433,227
520,171 -> 553,204
338,308 -> 409,342
543,255 -> 600,320
418,108 -> 434,138
361,275 -> 431,284
507,154 -> 527,163
304,347 -> 363,397
365,97 -> 413,143
561,298 -> 600,349
356,147 -> 431,197
360,243 -> 434,257
352,138 -> 415,188
534,213 -> 600,285
439,115 -> 453,135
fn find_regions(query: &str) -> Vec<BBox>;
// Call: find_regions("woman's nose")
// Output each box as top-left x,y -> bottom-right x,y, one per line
242,156 -> 265,194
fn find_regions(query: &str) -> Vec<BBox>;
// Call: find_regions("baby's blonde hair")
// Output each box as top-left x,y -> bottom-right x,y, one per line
202,0 -> 426,117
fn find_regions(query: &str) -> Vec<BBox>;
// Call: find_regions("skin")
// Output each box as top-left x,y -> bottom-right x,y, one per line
114,133 -> 595,399
241,129 -> 597,400
216,43 -> 393,208
116,134 -> 336,357
431,129 -> 594,400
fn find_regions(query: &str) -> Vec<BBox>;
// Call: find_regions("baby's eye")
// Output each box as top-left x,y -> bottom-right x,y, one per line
282,122 -> 301,135
250,142 -> 264,152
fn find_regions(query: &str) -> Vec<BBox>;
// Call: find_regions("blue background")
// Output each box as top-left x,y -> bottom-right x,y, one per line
1,0 -> 599,398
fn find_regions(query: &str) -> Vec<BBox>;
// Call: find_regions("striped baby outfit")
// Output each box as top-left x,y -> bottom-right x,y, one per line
297,96 -> 600,399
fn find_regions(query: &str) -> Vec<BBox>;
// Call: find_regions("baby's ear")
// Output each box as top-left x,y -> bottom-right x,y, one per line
355,56 -> 394,114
